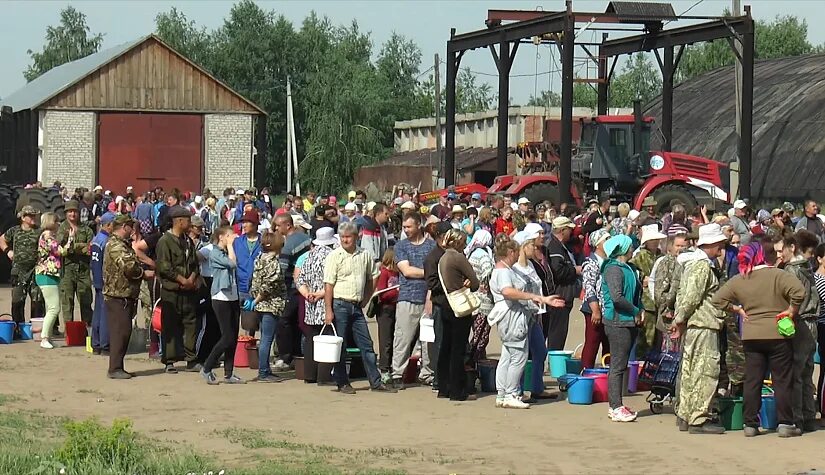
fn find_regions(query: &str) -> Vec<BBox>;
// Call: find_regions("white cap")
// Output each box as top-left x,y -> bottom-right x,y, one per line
628,209 -> 640,221
514,229 -> 540,245
400,201 -> 416,210
733,199 -> 747,210
236,189 -> 245,196
126,185 -> 133,191
365,201 -> 377,212
696,223 -> 728,247
194,195 -> 203,204
93,185 -> 103,191
517,197 -> 531,205
344,202 -> 357,211
115,195 -> 124,204
640,224 -> 667,245
292,215 -> 312,230
523,222 -> 544,236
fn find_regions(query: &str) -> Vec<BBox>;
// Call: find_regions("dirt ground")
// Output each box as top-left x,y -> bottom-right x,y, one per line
1,286 -> 824,475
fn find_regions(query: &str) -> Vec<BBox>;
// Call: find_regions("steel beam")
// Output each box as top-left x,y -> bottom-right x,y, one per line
445,50 -> 459,186
496,40 -> 511,176
559,15 -> 575,205
600,17 -> 750,57
739,14 -> 755,199
597,33 -> 608,116
661,46 -> 674,151
448,12 -> 567,53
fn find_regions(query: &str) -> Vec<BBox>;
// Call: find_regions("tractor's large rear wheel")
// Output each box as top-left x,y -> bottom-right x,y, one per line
651,184 -> 697,215
522,182 -> 560,207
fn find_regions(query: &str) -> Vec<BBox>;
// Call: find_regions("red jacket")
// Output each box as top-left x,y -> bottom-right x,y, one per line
376,267 -> 399,305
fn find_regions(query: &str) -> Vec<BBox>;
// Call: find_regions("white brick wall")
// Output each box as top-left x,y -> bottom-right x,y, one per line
42,111 -> 96,191
204,114 -> 253,191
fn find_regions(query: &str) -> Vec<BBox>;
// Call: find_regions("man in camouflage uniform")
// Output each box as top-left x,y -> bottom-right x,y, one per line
652,234 -> 688,352
631,224 -> 667,357
671,223 -> 728,434
0,206 -> 44,337
103,215 -> 151,379
716,232 -> 745,398
57,200 -> 94,328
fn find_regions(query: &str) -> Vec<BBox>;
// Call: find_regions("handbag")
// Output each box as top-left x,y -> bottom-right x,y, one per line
438,257 -> 480,318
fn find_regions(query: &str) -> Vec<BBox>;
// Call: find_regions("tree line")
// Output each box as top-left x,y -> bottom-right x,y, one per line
23,4 -> 822,193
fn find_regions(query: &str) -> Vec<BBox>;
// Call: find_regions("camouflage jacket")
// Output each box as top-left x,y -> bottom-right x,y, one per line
250,252 -> 287,315
784,257 -> 820,319
652,254 -> 679,324
3,225 -> 39,273
156,231 -> 200,294
674,257 -> 725,330
103,235 -> 144,299
630,248 -> 659,312
56,221 -> 94,268
513,212 -> 526,232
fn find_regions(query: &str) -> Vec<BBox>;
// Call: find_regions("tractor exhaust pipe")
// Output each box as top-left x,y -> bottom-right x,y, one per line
633,99 -> 643,156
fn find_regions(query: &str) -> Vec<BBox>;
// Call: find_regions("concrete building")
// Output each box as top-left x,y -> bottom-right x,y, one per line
0,35 -> 267,195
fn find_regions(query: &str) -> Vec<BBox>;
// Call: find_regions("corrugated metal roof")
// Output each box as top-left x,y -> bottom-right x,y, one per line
1,37 -> 148,112
645,53 -> 825,201
605,2 -> 675,19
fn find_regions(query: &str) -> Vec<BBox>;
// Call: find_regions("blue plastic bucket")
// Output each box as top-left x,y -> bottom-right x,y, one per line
548,350 -> 574,378
759,395 -> 778,430
0,321 -> 14,344
478,359 -> 498,393
566,358 -> 583,374
559,374 -> 595,405
583,368 -> 609,375
19,323 -> 33,340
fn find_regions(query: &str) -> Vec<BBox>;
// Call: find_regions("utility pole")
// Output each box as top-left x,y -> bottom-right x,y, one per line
286,77 -> 292,193
732,0 -> 742,200
434,53 -> 443,183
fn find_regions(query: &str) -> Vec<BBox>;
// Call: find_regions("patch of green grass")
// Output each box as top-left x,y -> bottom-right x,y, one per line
0,394 -> 22,406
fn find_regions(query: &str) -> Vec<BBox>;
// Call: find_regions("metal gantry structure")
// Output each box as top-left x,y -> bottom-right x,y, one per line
445,1 -> 756,203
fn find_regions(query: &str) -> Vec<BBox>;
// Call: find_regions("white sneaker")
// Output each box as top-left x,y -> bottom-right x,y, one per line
495,397 -> 505,408
609,406 -> 638,422
273,359 -> 290,371
502,396 -> 530,409
40,339 -> 54,349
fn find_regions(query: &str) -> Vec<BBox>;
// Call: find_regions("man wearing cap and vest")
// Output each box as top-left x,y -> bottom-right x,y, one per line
90,212 -> 117,354
57,200 -> 95,329
630,224 -> 667,357
0,206 -> 44,337
730,200 -> 752,245
156,205 -> 201,373
103,214 -> 152,379
545,216 -> 582,350
671,223 -> 728,434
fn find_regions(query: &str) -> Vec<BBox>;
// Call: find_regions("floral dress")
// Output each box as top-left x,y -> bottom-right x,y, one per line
250,253 -> 286,315
468,247 -> 494,361
296,245 -> 334,325
35,232 -> 64,278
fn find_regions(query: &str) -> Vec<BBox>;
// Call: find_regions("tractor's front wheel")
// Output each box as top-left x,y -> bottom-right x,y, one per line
651,184 -> 698,215
522,182 -> 560,207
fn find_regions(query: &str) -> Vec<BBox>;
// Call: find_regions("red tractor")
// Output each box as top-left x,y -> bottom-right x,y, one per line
491,106 -> 731,213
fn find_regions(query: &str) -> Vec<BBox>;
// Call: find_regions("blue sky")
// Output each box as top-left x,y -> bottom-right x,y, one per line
2,0 -> 822,105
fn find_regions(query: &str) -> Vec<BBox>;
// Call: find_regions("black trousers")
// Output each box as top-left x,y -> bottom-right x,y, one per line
546,306 -> 572,350
302,324 -> 333,382
105,297 -> 136,374
743,339 -> 794,428
376,304 -> 396,374
436,305 -> 472,400
197,277 -> 221,363
818,322 -> 825,414
276,288 -> 302,364
203,300 -> 240,377
160,293 -> 198,365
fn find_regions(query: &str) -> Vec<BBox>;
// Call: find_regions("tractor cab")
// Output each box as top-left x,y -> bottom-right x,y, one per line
572,110 -> 653,201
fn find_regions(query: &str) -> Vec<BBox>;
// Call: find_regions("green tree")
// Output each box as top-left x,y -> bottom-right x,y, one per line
374,33 -> 429,146
526,90 -> 561,107
677,14 -> 814,82
25,6 -> 104,82
455,68 -> 494,113
610,53 -> 662,107
155,8 -> 214,67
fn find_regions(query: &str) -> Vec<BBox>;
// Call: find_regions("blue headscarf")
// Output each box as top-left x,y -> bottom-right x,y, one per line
604,235 -> 632,259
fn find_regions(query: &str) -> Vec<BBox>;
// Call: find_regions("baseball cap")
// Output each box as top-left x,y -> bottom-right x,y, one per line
552,216 -> 576,229
400,201 -> 416,210
733,199 -> 747,210
240,210 -> 259,226
771,208 -> 783,217
194,195 -> 203,204
393,197 -> 404,205
348,191 -> 356,199
514,229 -> 540,245
169,206 -> 193,219
523,223 -> 543,237
517,197 -> 531,205
17,205 -> 40,218
446,192 -> 457,200
471,193 -> 482,200
344,202 -> 357,211
112,214 -> 134,227
293,215 -> 312,230
435,221 -> 453,236
99,212 -> 117,225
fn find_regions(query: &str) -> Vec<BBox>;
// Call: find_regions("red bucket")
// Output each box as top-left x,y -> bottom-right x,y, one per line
402,355 -> 420,384
233,338 -> 257,368
65,321 -> 87,346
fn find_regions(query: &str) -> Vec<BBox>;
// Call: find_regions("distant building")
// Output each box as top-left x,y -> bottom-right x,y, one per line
0,34 -> 267,195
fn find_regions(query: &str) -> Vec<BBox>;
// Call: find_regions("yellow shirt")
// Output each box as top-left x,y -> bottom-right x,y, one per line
303,199 -> 314,213
323,246 -> 378,302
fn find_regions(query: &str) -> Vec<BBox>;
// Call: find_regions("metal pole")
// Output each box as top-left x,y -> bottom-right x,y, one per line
445,49 -> 458,187
559,13 -> 575,204
597,33 -> 608,116
434,53 -> 443,179
733,0 -> 743,200
286,76 -> 292,193
661,45 -> 674,151
739,9 -> 754,200
496,40 -> 510,177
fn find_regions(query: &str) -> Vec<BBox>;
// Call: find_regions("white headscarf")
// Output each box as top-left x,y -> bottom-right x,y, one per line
465,229 -> 493,258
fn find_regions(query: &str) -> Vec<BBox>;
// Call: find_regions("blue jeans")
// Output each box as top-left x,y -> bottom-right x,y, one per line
332,299 -> 381,388
527,321 -> 547,394
258,312 -> 278,377
91,289 -> 110,350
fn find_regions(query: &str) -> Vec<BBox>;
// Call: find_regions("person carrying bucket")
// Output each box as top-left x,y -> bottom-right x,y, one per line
599,235 -> 643,422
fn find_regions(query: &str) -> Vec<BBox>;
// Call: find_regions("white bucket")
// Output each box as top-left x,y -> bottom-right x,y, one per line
313,323 -> 343,363
419,317 -> 435,343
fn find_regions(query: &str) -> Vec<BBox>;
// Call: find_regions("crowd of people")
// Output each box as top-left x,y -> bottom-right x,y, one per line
2,181 -> 825,436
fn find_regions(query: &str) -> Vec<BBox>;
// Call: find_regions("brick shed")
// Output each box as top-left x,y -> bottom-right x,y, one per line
0,35 -> 267,195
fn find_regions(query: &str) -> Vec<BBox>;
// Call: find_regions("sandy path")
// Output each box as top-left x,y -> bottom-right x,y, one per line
1,287 -> 823,474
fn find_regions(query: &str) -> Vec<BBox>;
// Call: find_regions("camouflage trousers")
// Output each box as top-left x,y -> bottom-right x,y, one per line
792,319 -> 818,426
10,269 -> 44,325
676,327 -> 720,426
59,264 -> 93,325
718,313 -> 745,392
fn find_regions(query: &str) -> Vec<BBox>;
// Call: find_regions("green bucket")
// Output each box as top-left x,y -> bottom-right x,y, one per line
521,360 -> 533,393
718,397 -> 744,431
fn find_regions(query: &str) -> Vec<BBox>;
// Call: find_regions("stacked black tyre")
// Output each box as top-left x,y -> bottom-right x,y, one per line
15,187 -> 65,221
0,184 -> 20,284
